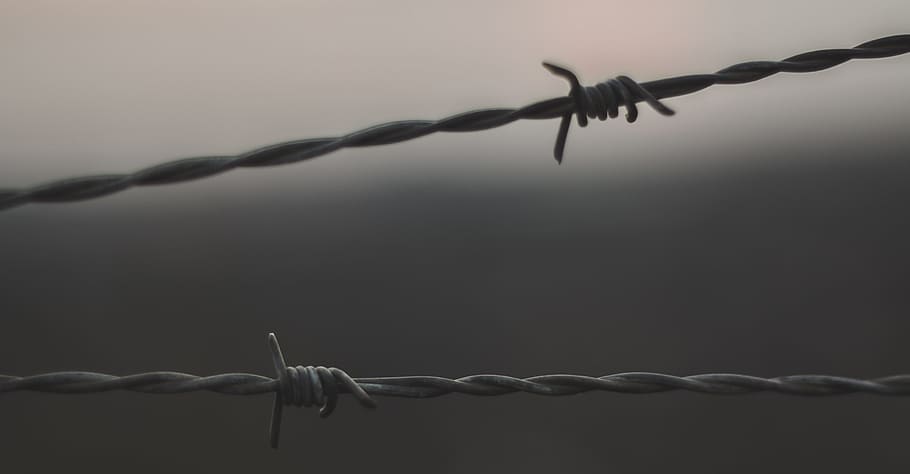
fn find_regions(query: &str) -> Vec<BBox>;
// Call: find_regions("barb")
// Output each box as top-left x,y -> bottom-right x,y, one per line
2,333 -> 910,448
541,62 -> 675,162
0,34 -> 908,210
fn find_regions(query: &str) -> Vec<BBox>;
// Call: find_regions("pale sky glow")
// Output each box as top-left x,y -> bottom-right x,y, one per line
1,0 -> 908,194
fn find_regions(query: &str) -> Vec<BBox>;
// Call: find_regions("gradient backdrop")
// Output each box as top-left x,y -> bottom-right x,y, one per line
2,1 -> 910,472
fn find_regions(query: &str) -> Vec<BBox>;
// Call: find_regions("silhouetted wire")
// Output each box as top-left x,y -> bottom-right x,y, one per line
0,34 -> 908,211
2,333 -> 910,448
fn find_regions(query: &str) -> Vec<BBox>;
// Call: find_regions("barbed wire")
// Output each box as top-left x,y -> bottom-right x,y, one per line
0,34 -> 908,211
2,333 -> 909,448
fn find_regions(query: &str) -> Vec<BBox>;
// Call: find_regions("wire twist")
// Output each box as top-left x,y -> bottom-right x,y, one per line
3,333 -> 910,448
0,34 -> 907,210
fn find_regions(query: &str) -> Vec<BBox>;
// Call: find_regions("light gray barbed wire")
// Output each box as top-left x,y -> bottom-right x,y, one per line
0,34 -> 908,211
2,333 -> 910,448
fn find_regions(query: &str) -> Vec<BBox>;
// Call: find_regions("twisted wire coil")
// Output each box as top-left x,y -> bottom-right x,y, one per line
3,333 -> 910,448
0,34 -> 908,210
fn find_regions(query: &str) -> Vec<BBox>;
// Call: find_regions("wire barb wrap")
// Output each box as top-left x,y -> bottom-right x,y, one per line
542,62 -> 675,162
267,333 -> 375,449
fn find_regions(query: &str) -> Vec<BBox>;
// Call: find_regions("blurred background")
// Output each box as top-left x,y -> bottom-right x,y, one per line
1,1 -> 909,472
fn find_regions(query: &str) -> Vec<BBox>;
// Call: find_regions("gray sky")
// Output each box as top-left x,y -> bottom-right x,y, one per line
1,0 -> 908,200
3,3 -> 910,472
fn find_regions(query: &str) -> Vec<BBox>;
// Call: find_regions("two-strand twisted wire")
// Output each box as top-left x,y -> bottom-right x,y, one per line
0,34 -> 908,210
3,333 -> 910,447
7,370 -> 910,396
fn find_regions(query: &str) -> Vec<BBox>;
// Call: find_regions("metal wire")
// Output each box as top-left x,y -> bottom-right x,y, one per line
2,333 -> 910,448
1,34 -> 908,211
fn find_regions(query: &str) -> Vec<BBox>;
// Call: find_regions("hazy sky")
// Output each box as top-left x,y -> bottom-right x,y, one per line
0,0 -> 908,200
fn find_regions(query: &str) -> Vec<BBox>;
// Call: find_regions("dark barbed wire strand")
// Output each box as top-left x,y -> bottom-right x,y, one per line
0,34 -> 908,211
2,333 -> 910,448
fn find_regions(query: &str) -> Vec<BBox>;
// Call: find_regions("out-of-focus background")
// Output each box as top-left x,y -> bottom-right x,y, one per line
1,1 -> 909,472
